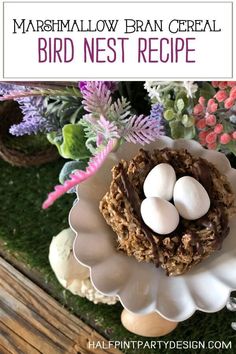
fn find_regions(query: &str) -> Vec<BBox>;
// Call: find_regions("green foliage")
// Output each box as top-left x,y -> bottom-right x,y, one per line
197,82 -> 216,100
44,92 -> 84,127
35,86 -> 82,99
48,124 -> 91,160
147,82 -> 198,140
162,91 -> 196,139
47,131 -> 63,150
169,120 -> 184,139
39,87 -> 86,162
60,124 -> 91,160
108,97 -> 131,122
181,114 -> 195,128
59,160 -> 87,184
4,133 -> 51,154
79,117 -> 98,153
169,119 -> 195,140
176,98 -> 185,113
222,119 -> 234,133
164,109 -> 175,121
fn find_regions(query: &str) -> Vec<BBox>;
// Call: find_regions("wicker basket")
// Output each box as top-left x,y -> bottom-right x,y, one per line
0,101 -> 58,167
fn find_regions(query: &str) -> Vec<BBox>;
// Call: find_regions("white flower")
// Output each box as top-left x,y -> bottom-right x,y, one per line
144,81 -> 162,102
183,81 -> 198,98
144,81 -> 199,102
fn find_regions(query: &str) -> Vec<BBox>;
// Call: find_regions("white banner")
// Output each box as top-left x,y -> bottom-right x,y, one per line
1,1 -> 234,79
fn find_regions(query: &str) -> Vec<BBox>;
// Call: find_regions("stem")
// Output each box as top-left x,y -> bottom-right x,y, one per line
0,90 -> 46,101
159,83 -> 175,93
0,87 -> 82,101
111,138 -> 121,152
1,81 -> 78,90
216,108 -> 236,115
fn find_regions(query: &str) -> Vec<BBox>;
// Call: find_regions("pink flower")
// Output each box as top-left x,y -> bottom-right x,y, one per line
218,82 -> 228,90
230,87 -> 236,100
198,130 -> 208,144
194,84 -> 236,152
224,98 -> 235,109
196,118 -> 206,129
207,142 -> 217,150
211,81 -> 219,88
215,90 -> 228,102
220,133 -> 231,145
207,99 -> 218,113
206,131 -> 217,144
198,96 -> 206,106
227,81 -> 236,88
206,114 -> 216,126
214,124 -> 223,134
194,103 -> 204,116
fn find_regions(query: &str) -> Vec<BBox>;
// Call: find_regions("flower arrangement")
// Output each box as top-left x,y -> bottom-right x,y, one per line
193,82 -> 236,153
0,80 -> 236,207
0,81 -> 164,207
145,81 -> 236,154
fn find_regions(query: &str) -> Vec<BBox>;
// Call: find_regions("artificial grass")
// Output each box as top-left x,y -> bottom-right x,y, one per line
0,157 -> 236,354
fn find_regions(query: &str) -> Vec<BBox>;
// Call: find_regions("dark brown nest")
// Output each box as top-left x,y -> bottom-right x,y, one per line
0,101 -> 58,167
100,148 -> 236,276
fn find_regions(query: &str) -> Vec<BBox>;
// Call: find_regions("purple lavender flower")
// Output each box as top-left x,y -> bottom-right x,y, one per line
9,116 -> 47,136
150,103 -> 164,120
10,96 -> 59,136
0,83 -> 60,136
0,83 -> 25,95
150,103 -> 165,135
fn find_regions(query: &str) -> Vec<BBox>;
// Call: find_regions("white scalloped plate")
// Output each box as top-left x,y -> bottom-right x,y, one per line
69,137 -> 236,322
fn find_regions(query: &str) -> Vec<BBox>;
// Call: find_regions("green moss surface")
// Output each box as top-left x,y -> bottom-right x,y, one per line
0,158 -> 236,354
4,133 -> 52,154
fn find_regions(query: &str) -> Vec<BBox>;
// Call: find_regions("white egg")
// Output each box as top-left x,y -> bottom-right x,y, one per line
173,176 -> 210,220
143,163 -> 176,200
140,197 -> 179,235
121,309 -> 178,337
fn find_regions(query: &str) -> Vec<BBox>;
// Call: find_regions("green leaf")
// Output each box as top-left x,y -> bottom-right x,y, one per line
169,120 -> 196,139
181,114 -> 195,128
60,124 -> 91,160
198,82 -> 216,101
46,86 -> 82,98
47,131 -> 63,150
169,120 -> 184,139
164,109 -> 175,121
183,126 -> 196,139
164,99 -> 174,109
222,120 -> 233,133
68,106 -> 84,124
59,160 -> 88,184
175,91 -> 189,108
108,97 -> 131,122
44,95 -> 84,126
176,98 -> 185,113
